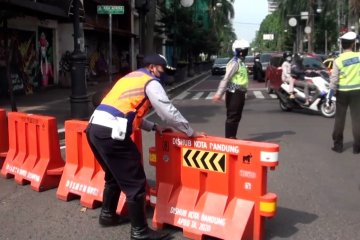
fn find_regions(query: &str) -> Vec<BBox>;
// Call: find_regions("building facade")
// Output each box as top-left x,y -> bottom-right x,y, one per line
0,0 -> 139,95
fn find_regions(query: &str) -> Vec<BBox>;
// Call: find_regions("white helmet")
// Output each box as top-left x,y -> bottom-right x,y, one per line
232,39 -> 250,52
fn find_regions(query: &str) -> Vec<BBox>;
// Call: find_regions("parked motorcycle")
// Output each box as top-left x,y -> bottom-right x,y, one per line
276,71 -> 336,118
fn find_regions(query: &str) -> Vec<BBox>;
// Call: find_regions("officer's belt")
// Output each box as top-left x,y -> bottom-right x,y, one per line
90,110 -> 120,129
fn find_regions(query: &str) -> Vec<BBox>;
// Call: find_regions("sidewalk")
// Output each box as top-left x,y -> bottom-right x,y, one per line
0,71 -> 210,130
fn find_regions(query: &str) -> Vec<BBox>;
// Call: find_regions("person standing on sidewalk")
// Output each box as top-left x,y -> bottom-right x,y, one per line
86,53 -> 205,240
212,39 -> 250,139
327,31 -> 360,154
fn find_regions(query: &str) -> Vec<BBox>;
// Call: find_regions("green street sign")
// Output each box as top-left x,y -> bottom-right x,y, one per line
97,5 -> 124,15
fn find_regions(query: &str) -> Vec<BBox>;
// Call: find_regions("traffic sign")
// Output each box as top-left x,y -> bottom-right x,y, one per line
288,17 -> 297,27
304,26 -> 312,34
97,5 -> 124,15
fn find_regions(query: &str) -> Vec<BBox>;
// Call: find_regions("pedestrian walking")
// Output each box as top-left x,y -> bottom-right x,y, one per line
86,53 -> 205,240
212,39 -> 250,138
327,31 -> 360,154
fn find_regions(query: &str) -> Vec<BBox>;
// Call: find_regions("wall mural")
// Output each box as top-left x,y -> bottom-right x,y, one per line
0,27 -> 54,94
7,29 -> 36,93
38,27 -> 54,87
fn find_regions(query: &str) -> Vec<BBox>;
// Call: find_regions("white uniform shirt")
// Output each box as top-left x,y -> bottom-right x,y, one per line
141,80 -> 194,137
281,61 -> 292,82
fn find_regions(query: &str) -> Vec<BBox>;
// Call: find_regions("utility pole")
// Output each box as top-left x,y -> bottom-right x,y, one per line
70,0 -> 89,119
307,0 -> 314,53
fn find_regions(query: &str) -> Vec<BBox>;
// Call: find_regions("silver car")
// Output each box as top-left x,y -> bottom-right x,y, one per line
211,57 -> 230,75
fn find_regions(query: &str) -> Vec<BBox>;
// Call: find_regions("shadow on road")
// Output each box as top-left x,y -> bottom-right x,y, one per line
245,131 -> 296,142
266,206 -> 318,239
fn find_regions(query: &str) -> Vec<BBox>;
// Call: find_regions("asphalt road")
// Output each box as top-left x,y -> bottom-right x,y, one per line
1,75 -> 359,239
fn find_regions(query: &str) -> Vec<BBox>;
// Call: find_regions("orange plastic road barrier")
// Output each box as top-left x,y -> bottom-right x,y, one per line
56,120 -> 105,208
150,132 -> 279,240
57,120 -> 144,214
0,109 -> 9,168
1,112 -> 65,191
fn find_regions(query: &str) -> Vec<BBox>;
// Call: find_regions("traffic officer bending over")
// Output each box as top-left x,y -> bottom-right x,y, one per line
328,31 -> 360,154
213,39 -> 250,138
86,54 -> 205,240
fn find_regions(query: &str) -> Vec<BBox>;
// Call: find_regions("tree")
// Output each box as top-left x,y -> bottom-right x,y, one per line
266,0 -> 339,53
157,0 -> 236,63
349,0 -> 360,33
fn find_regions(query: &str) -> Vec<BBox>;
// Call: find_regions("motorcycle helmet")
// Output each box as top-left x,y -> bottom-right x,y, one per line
283,51 -> 292,62
232,39 -> 250,58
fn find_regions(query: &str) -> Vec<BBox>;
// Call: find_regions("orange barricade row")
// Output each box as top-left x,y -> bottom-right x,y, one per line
56,120 -> 105,208
1,112 -> 65,191
56,120 -> 144,215
0,109 -> 9,168
149,132 -> 279,240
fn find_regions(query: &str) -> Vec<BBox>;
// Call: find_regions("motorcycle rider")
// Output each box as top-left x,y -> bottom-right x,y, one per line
291,53 -> 319,106
253,54 -> 263,82
281,51 -> 295,99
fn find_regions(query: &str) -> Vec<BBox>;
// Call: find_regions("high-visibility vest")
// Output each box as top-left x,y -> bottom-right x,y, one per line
98,68 -> 156,131
335,51 -> 360,91
229,57 -> 249,88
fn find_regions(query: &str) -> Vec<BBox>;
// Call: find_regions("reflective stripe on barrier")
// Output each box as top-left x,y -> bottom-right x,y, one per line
0,112 -> 65,191
0,109 -> 8,168
150,132 -> 279,240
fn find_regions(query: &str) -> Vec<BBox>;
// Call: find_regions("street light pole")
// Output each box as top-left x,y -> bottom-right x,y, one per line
70,0 -> 89,119
173,0 -> 194,66
307,0 -> 314,53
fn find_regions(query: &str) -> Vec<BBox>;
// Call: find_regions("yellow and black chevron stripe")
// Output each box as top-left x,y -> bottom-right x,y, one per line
182,148 -> 226,173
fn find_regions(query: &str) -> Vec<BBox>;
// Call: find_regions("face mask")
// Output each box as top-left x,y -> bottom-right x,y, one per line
159,71 -> 168,85
286,56 -> 292,62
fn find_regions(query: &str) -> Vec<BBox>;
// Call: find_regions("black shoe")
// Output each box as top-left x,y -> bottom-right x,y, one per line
331,145 -> 343,153
128,194 -> 168,240
99,185 -> 127,227
99,213 -> 129,227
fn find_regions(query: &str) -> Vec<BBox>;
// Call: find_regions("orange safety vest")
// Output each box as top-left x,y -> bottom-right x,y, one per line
98,68 -> 156,131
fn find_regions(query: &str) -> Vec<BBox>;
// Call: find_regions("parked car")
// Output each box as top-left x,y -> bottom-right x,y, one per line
265,54 -> 329,93
211,57 -> 230,75
259,53 -> 275,73
244,56 -> 254,75
264,53 -> 283,93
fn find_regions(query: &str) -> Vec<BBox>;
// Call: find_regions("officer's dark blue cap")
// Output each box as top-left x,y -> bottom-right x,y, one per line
143,54 -> 167,66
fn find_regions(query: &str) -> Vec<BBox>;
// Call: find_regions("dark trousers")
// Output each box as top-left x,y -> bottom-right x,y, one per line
86,124 -> 146,201
332,90 -> 360,149
225,90 -> 246,138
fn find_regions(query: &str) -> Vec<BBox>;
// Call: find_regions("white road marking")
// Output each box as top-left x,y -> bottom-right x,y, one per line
191,92 -> 203,100
253,91 -> 265,99
205,92 -> 216,100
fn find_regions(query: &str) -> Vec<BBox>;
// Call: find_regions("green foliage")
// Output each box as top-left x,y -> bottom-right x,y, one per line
157,0 -> 236,62
253,0 -> 341,54
253,12 -> 285,52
